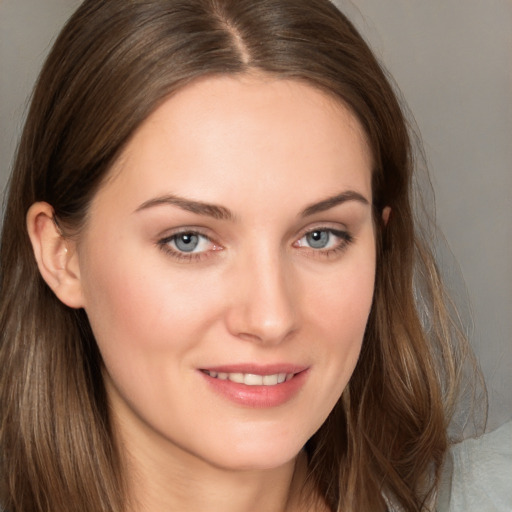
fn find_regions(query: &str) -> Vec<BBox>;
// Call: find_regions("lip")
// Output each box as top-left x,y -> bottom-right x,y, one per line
198,364 -> 309,408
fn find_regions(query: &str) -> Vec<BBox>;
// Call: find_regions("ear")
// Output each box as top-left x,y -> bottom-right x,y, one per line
381,206 -> 391,226
26,202 -> 85,308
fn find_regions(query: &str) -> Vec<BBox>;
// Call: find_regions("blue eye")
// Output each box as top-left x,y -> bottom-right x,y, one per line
158,230 -> 221,261
305,230 -> 330,249
173,233 -> 200,252
296,228 -> 353,255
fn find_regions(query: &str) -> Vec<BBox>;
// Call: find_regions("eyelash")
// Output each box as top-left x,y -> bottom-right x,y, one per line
157,227 -> 354,262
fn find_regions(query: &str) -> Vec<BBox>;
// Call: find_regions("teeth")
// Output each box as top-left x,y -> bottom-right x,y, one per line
263,374 -> 278,385
205,371 -> 294,386
229,373 -> 244,384
244,373 -> 263,385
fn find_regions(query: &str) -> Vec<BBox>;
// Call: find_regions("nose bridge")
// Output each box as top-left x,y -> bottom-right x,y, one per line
226,242 -> 298,344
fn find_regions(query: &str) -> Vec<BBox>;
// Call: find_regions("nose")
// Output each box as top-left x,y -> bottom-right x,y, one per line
224,249 -> 299,345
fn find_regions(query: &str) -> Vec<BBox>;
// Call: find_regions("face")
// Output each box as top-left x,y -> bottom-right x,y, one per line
75,75 -> 376,471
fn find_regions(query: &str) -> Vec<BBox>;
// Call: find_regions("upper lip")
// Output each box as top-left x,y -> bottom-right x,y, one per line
199,363 -> 308,376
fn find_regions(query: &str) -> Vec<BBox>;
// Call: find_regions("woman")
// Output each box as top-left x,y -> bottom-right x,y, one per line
0,0 -> 472,510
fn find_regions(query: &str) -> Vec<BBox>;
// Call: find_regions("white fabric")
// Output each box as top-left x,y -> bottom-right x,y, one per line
438,420 -> 512,511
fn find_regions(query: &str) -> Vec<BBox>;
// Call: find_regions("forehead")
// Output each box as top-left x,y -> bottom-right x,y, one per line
96,74 -> 373,216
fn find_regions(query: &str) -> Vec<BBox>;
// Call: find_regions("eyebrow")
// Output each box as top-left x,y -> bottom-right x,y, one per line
135,194 -> 234,221
300,190 -> 370,217
134,189 -> 369,221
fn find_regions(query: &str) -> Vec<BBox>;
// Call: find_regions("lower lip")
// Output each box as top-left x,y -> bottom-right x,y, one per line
200,370 -> 308,408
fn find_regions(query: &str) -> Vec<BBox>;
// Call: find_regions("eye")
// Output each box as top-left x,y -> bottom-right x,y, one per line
158,230 -> 221,261
172,232 -> 203,253
294,228 -> 353,254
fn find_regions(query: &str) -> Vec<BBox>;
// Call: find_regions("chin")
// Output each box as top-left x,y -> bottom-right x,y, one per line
195,434 -> 307,472
209,451 -> 301,472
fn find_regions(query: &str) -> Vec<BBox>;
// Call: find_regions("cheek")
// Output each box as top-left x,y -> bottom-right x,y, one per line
79,235 -> 220,369
79,247 -> 226,432
307,247 -> 376,342
316,280 -> 372,380
296,241 -> 376,416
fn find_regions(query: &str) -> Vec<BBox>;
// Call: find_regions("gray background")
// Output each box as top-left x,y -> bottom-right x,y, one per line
1,0 -> 511,431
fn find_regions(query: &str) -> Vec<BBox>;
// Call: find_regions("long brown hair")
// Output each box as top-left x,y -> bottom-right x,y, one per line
0,1 -> 473,510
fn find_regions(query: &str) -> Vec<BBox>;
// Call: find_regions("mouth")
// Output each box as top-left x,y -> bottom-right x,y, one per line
198,365 -> 308,407
201,370 -> 295,386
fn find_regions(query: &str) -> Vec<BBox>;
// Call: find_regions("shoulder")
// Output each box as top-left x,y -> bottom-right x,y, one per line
437,420 -> 512,511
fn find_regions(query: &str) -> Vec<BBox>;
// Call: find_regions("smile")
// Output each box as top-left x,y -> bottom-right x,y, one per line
200,367 -> 308,408
202,370 -> 294,386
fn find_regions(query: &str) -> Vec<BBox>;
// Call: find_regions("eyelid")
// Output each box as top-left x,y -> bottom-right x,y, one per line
294,221 -> 350,242
157,224 -> 211,238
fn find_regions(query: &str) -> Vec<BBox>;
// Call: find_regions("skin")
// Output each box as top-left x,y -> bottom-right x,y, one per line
28,74 -> 383,512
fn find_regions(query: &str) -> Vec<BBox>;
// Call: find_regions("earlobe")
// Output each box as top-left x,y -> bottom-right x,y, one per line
26,202 -> 85,309
382,206 -> 391,226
